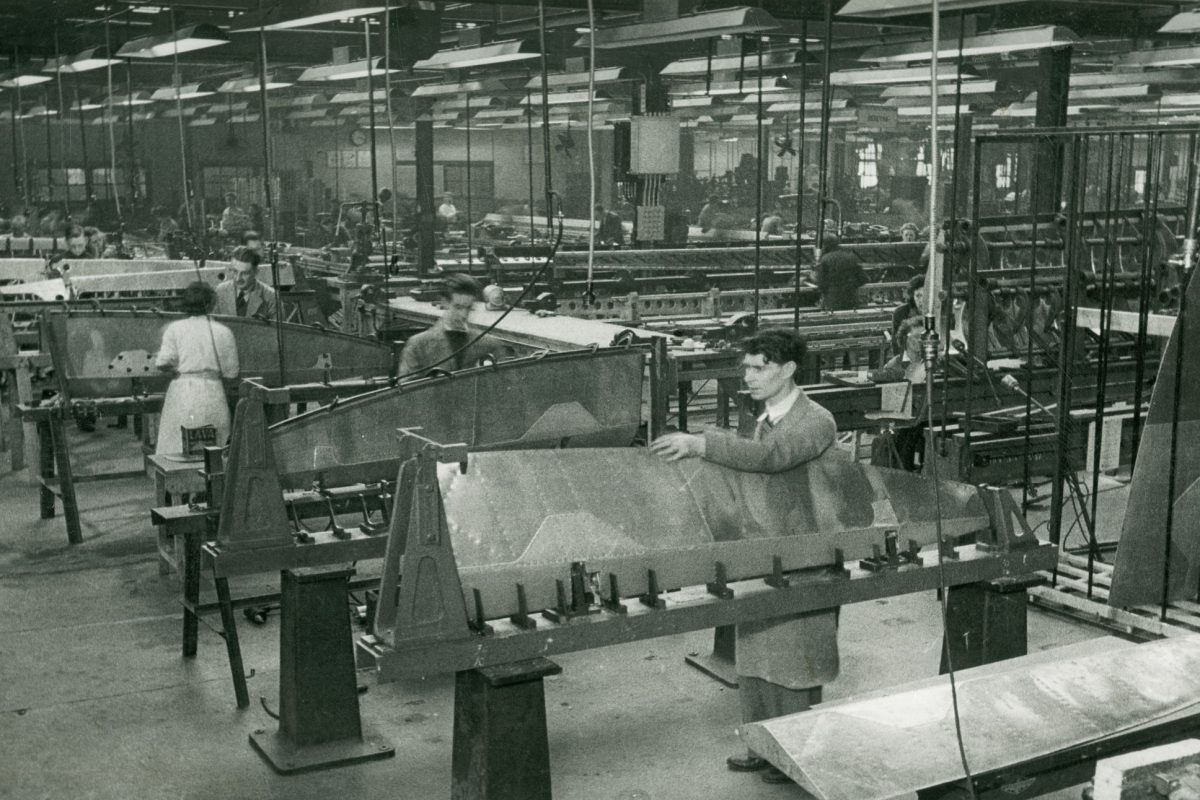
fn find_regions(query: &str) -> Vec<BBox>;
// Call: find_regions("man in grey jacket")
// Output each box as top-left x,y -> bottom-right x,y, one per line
214,246 -> 277,321
651,328 -> 840,784
398,274 -> 482,378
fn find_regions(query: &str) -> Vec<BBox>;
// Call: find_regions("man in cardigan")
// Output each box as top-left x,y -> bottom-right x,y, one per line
398,273 -> 482,378
650,328 -> 840,785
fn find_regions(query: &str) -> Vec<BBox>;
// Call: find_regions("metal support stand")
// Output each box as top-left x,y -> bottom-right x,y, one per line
451,656 -> 561,800
939,577 -> 1037,674
250,566 -> 394,774
684,625 -> 738,688
214,571 -> 250,710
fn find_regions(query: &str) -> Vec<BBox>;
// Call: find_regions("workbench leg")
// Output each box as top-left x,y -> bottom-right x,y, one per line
213,573 -> 250,710
249,567 -> 393,773
181,526 -> 203,659
677,381 -> 690,432
155,472 -> 171,576
37,419 -> 55,518
452,657 -> 562,800
49,415 -> 82,545
684,625 -> 739,688
939,579 -> 1033,674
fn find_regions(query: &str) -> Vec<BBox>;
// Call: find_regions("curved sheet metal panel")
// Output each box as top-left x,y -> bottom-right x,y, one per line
268,348 -> 647,487
45,309 -> 394,398
441,449 -> 988,570
1109,267 -> 1200,607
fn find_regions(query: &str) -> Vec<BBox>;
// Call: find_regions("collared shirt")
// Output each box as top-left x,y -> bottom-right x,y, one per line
757,385 -> 802,428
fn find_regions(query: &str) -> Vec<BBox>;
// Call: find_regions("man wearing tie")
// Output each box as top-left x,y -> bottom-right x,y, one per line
650,328 -> 841,785
214,246 -> 277,320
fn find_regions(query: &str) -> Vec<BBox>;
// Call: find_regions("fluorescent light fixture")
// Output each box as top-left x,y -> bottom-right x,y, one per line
841,0 -> 1027,16
1024,85 -> 1154,103
579,7 -> 780,50
229,114 -> 262,124
0,73 -> 52,88
882,80 -> 996,97
44,46 -> 120,74
110,91 -> 154,107
522,90 -> 609,106
1072,69 -> 1200,87
767,99 -> 848,113
207,101 -> 251,115
297,57 -> 397,82
286,108 -> 333,120
413,39 -> 539,70
727,113 -> 773,125
897,105 -> 972,116
434,96 -> 498,111
432,111 -> 461,122
672,96 -> 716,108
993,102 -> 1085,118
71,98 -> 104,112
150,82 -> 219,102
1161,93 -> 1200,107
524,67 -> 626,89
661,49 -> 806,77
19,106 -> 56,119
162,105 -> 204,118
474,107 -> 524,119
860,26 -> 1079,64
669,77 -> 793,96
831,65 -> 974,86
117,24 -> 229,58
1116,47 -> 1200,69
1160,11 -> 1200,34
329,89 -> 391,104
410,79 -> 505,97
230,1 -> 386,32
189,117 -> 218,127
218,75 -> 294,93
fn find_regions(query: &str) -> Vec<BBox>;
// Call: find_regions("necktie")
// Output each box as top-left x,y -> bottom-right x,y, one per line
236,291 -> 247,317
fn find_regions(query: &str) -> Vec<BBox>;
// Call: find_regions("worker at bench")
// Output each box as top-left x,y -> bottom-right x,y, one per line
651,328 -> 841,785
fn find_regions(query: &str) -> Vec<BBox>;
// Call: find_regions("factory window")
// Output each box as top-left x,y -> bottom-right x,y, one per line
995,155 -> 1016,190
857,143 -> 880,189
89,167 -> 147,202
202,166 -> 279,212
28,168 -> 88,202
442,162 -> 495,201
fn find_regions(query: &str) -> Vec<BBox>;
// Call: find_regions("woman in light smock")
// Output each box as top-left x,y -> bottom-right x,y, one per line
154,282 -> 240,456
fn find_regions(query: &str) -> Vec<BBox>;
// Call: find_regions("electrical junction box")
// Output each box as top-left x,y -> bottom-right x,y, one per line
637,206 -> 666,242
630,116 -> 680,175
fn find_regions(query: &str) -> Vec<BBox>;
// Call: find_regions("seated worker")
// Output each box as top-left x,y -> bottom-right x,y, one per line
650,329 -> 840,785
898,222 -> 919,243
62,224 -> 99,258
214,246 -> 277,320
594,203 -> 625,246
241,228 -> 264,256
399,273 -> 481,378
9,214 -> 28,237
760,207 -> 785,237
219,192 -> 251,241
814,234 -> 868,311
437,193 -> 459,227
891,274 -> 925,354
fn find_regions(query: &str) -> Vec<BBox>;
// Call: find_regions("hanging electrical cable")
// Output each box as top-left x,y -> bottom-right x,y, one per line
255,0 -> 287,384
363,18 -> 384,270
169,9 -> 193,235
53,30 -> 68,219
815,0 -> 834,255
383,1 -> 399,278
921,0 -> 976,796
104,22 -> 121,221
584,0 -> 597,304
537,0 -> 554,237
793,19 -> 808,331
466,91 -> 474,274
753,35 -> 764,325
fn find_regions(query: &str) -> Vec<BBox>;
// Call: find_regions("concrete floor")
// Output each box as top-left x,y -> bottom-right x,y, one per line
0,421 -> 1126,800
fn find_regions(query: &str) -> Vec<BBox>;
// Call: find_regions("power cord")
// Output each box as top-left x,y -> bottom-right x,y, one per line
922,324 -> 978,800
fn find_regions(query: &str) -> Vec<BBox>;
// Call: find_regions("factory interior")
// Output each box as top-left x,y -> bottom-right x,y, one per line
7,1 -> 1200,798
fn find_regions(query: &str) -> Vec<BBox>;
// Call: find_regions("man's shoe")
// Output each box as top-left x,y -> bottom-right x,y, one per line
726,754 -> 768,772
761,767 -> 792,785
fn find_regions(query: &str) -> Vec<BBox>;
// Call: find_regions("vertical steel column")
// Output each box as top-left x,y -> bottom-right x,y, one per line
1131,133 -> 1162,468
1165,131 -> 1200,614
256,0 -> 286,383
793,20 -> 808,330
814,0 -> 834,253
1019,138 -> 1043,512
1050,134 -> 1088,551
364,19 -> 383,268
